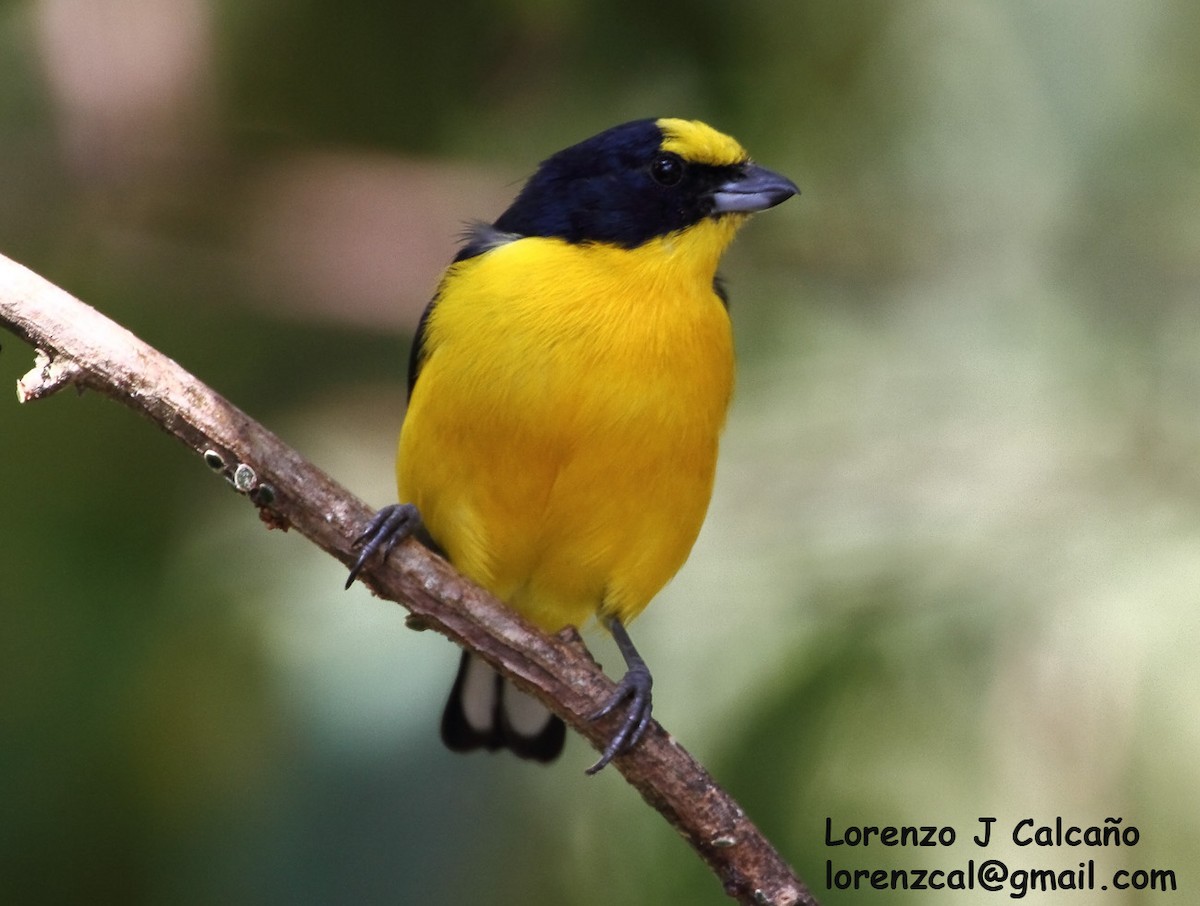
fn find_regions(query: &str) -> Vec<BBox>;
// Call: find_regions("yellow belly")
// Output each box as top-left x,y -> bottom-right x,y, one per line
397,234 -> 735,631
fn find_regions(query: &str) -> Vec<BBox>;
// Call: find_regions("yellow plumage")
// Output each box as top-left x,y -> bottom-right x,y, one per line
657,117 -> 749,166
399,219 -> 739,631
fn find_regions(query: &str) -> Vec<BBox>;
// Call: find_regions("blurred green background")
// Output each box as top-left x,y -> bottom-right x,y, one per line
2,1 -> 1198,903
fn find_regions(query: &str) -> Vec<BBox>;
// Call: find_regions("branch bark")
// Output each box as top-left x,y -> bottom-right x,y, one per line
0,251 -> 818,906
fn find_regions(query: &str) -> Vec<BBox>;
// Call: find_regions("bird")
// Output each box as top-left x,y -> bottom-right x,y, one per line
347,117 -> 797,772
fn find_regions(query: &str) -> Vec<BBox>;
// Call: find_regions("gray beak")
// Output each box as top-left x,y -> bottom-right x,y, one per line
711,163 -> 799,214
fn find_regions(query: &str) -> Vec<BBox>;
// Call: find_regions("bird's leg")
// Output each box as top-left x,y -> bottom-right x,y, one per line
586,617 -> 653,774
345,503 -> 422,589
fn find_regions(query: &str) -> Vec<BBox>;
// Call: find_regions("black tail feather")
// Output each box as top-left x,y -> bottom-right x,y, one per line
440,651 -> 565,763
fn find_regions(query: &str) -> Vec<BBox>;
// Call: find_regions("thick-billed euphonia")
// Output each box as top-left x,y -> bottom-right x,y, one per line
349,118 -> 797,772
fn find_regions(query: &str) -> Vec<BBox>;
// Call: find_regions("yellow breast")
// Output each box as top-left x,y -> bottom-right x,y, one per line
398,222 -> 736,631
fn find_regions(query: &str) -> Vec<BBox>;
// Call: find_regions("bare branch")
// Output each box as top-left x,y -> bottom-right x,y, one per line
0,251 -> 818,906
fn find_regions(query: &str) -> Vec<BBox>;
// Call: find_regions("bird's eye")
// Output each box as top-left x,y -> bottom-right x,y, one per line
649,153 -> 684,186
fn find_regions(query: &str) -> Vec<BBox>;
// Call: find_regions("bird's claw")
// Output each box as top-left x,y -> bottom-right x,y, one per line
345,503 -> 421,589
585,662 -> 653,774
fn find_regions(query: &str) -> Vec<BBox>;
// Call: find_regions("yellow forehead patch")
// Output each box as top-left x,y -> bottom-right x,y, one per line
656,118 -> 749,167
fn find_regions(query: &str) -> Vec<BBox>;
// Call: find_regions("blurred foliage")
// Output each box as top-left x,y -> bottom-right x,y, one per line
2,0 -> 1200,904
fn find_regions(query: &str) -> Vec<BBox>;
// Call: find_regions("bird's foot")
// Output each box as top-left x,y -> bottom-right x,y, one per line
585,618 -> 653,774
345,503 -> 421,589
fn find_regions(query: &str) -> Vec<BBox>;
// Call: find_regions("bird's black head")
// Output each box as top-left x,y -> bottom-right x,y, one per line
488,118 -> 797,250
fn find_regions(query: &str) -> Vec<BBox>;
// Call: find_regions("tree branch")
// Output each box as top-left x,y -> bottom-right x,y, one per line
0,251 -> 817,906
